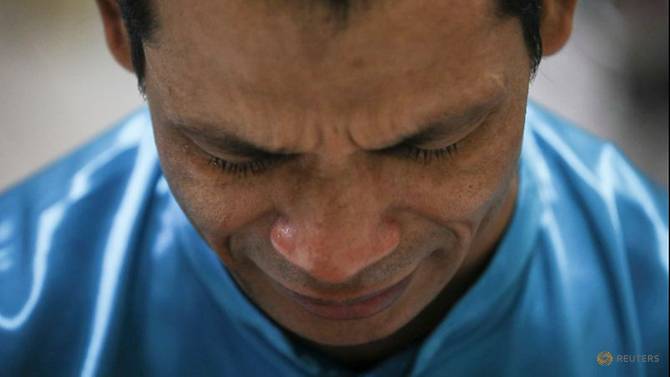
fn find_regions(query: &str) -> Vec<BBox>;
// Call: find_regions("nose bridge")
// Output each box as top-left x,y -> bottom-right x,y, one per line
316,172 -> 362,224
270,171 -> 400,284
298,163 -> 372,229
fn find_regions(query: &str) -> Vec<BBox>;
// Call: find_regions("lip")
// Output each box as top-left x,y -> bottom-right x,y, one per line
276,273 -> 414,321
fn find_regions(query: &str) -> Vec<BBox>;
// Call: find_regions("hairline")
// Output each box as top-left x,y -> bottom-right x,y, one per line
116,0 -> 543,93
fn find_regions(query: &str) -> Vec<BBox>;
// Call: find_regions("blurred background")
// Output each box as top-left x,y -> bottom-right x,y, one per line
1,0 -> 668,190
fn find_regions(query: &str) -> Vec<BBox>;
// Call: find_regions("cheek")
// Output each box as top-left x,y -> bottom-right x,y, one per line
152,122 -> 271,249
400,109 -> 524,224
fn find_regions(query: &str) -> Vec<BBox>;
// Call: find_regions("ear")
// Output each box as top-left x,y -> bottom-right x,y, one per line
96,0 -> 134,73
540,0 -> 578,56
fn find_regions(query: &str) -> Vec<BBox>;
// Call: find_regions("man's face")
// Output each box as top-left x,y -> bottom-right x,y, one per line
144,0 -> 530,346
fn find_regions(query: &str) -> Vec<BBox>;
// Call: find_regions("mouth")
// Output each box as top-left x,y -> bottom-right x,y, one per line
275,273 -> 415,321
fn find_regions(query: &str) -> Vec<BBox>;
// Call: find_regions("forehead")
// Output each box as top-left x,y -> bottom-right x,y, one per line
145,0 -> 518,137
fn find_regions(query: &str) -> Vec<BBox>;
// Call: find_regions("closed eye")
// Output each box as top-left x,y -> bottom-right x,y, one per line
207,153 -> 295,177
378,142 -> 460,164
207,142 -> 460,178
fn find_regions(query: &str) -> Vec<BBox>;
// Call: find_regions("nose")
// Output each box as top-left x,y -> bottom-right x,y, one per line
270,203 -> 400,285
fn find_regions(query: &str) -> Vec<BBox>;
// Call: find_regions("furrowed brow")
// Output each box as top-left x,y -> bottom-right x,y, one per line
376,94 -> 503,150
170,120 -> 295,157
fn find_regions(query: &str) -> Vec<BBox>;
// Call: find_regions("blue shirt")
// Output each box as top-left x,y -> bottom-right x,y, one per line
0,103 -> 667,376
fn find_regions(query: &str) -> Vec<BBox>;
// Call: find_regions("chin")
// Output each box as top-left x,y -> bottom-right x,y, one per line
279,282 -> 428,347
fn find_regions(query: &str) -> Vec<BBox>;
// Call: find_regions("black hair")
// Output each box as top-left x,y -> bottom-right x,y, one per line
117,0 -> 156,92
116,0 -> 542,92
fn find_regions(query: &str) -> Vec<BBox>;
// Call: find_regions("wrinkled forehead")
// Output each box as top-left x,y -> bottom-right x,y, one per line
144,0 -> 514,116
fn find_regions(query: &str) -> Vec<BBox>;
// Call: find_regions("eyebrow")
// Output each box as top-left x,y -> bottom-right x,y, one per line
376,95 -> 503,150
172,120 -> 295,157
170,94 -> 503,157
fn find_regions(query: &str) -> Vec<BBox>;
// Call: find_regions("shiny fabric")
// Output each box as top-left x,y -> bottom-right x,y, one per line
0,103 -> 667,376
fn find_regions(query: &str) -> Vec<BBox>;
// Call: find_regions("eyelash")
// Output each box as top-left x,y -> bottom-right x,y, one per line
207,155 -> 285,177
389,143 -> 459,164
207,143 -> 459,177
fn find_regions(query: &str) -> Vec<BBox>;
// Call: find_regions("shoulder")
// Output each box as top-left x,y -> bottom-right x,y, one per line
522,102 -> 668,361
523,101 -> 668,251
0,108 -> 160,254
0,107 -> 160,344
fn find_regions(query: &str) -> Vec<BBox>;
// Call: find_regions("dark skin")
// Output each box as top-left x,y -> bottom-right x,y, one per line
98,0 -> 576,369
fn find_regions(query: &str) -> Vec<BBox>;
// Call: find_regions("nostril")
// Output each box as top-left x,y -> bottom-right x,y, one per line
270,216 -> 297,256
